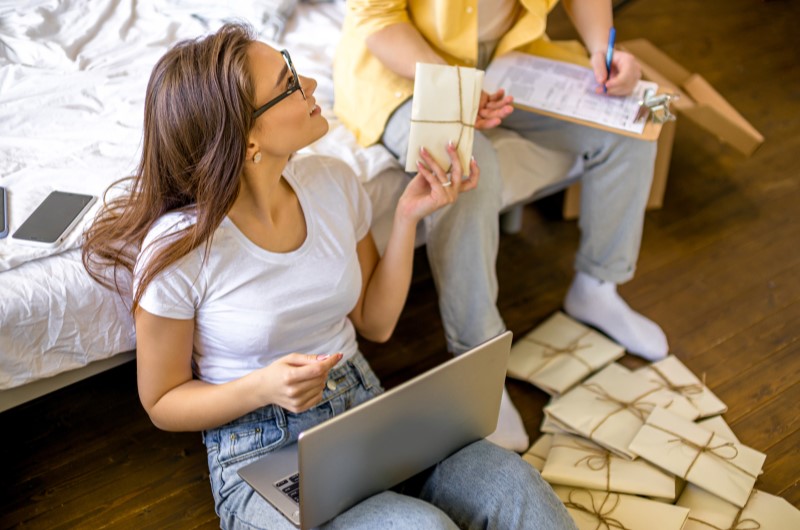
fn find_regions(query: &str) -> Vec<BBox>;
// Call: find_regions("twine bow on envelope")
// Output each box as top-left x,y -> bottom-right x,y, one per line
556,484 -> 692,530
647,364 -> 705,399
543,363 -> 699,459
637,356 -> 726,418
552,438 -> 613,491
508,312 -> 626,396
678,485 -> 800,530
563,490 -> 631,530
648,425 -> 755,481
543,433 -> 681,500
583,383 -> 661,438
523,330 -> 594,374
629,407 -> 766,507
687,491 -> 761,530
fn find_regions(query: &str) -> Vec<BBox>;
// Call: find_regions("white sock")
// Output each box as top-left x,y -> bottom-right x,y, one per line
564,271 -> 669,361
486,387 -> 530,453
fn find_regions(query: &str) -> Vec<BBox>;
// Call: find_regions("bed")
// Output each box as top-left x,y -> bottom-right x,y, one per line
0,0 -> 581,411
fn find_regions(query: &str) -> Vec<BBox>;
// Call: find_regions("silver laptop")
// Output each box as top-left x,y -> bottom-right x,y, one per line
237,330 -> 513,529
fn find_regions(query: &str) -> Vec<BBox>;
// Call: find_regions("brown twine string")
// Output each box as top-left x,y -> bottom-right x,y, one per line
552,439 -> 613,491
647,364 -> 705,400
686,490 -> 761,530
583,384 -> 661,439
563,489 -> 631,530
410,67 -> 474,172
522,329 -> 594,378
646,423 -> 757,481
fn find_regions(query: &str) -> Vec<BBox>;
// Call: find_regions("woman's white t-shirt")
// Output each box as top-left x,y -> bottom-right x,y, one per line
135,155 -> 372,385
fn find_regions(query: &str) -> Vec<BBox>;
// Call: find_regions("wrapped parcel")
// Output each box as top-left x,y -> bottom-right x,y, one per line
508,312 -> 624,395
635,355 -> 726,418
553,486 -> 690,530
405,63 -> 483,175
541,434 -> 680,500
628,407 -> 766,507
544,363 -> 698,459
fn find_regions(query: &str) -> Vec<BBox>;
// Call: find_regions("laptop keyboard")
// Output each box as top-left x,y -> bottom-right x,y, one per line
275,472 -> 300,504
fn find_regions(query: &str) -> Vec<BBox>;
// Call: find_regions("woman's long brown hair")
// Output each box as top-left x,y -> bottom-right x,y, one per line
82,23 -> 257,313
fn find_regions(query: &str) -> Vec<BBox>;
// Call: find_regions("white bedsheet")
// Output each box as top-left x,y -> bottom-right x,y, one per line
0,248 -> 136,388
0,0 -> 578,390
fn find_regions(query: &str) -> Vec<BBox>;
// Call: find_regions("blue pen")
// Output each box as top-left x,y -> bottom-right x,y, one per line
604,27 -> 616,93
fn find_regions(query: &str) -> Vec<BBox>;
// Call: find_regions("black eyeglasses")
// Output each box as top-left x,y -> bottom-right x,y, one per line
252,50 -> 306,119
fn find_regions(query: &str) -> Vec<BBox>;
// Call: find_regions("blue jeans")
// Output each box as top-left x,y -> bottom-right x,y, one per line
203,353 -> 575,529
381,97 -> 655,355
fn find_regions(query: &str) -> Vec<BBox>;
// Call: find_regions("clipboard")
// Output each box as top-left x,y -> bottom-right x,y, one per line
511,100 -> 663,141
484,52 -> 666,141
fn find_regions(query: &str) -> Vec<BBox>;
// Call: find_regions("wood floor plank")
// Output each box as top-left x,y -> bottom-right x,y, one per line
756,428 -> 800,499
671,267 -> 800,362
629,218 -> 800,342
630,195 -> 800,314
682,300 -> 800,384
711,338 -> 800,423
781,483 -> 800,510
730,382 -> 800,455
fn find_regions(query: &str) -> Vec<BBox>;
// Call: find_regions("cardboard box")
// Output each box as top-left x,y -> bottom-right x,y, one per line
563,39 -> 764,219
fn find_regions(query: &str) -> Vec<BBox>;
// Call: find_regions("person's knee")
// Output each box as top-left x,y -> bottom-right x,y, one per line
333,491 -> 457,530
460,441 -> 546,495
472,133 -> 502,191
488,445 -> 538,488
400,503 -> 459,529
612,134 -> 657,166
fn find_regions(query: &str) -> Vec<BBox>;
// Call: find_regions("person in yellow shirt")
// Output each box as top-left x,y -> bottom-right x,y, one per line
334,0 -> 668,453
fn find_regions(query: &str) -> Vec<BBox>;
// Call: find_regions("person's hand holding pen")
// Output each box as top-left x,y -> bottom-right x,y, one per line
590,26 -> 642,96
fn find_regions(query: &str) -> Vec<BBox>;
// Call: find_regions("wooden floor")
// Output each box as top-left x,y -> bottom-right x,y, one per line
3,0 -> 799,528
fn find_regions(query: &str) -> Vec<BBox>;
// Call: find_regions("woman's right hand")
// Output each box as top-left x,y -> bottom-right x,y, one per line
256,352 -> 343,413
398,141 -> 480,224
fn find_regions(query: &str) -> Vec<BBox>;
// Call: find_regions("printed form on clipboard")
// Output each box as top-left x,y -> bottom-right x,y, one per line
485,52 -> 662,141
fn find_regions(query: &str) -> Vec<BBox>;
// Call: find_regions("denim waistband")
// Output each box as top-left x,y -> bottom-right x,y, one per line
202,351 -> 378,447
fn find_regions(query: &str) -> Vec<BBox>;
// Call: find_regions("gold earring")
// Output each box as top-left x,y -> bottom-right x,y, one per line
253,152 -> 262,163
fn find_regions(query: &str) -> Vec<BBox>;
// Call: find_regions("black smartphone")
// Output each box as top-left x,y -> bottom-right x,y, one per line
0,186 -> 7,239
11,190 -> 97,248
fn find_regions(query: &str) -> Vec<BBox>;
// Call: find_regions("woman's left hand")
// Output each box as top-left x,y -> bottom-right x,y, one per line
398,141 -> 479,223
591,48 -> 642,96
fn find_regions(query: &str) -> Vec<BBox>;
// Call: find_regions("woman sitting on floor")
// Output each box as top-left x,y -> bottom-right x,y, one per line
82,23 -> 575,530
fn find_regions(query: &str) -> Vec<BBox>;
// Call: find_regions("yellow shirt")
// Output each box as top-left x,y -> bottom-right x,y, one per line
333,0 -> 590,147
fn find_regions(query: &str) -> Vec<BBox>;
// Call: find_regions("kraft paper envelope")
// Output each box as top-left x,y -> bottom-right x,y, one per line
553,486 -> 690,530
542,434 -> 680,501
696,415 -> 763,481
540,413 -> 575,435
696,415 -> 739,443
544,363 -> 699,459
628,407 -> 766,508
677,485 -> 800,530
508,311 -> 625,395
405,63 -> 483,174
635,355 -> 727,418
522,433 -> 553,471
540,396 -> 578,435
